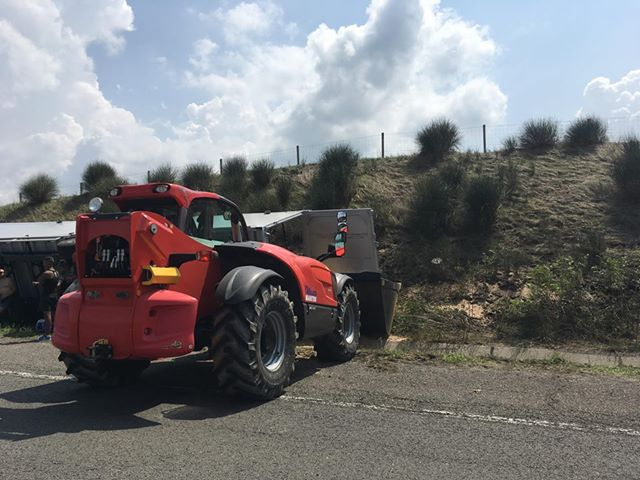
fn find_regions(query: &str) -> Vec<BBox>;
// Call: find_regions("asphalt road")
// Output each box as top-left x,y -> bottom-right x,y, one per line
1,339 -> 640,479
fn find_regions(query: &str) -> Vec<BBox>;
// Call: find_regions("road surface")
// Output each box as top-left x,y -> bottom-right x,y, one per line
1,339 -> 639,479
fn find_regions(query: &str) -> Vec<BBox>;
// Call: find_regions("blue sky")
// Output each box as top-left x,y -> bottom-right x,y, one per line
444,0 -> 640,122
0,0 -> 639,201
90,0 -> 640,128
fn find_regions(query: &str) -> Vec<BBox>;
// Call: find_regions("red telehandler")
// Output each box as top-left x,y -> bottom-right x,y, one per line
52,183 -> 359,399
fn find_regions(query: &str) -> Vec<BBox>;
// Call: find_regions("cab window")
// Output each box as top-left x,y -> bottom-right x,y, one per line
187,198 -> 245,246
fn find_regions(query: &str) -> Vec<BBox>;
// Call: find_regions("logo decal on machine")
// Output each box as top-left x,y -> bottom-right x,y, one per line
305,286 -> 318,303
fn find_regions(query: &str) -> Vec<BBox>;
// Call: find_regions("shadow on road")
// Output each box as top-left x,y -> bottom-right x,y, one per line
0,352 -> 323,441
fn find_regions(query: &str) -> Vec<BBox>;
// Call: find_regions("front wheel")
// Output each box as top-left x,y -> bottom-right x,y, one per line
211,284 -> 297,400
314,284 -> 361,362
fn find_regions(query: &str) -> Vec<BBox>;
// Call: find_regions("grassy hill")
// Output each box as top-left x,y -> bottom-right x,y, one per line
3,144 -> 640,350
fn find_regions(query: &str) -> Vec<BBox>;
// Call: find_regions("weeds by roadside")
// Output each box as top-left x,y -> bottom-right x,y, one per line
358,348 -> 640,379
0,326 -> 37,338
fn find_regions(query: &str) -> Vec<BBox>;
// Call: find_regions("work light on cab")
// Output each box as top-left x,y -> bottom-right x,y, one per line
88,197 -> 103,213
153,184 -> 171,193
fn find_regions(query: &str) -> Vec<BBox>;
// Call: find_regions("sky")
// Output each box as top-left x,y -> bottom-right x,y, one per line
0,0 -> 639,202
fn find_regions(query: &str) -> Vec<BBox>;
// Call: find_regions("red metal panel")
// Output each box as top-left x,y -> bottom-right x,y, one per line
131,290 -> 198,358
256,243 -> 338,308
52,291 -> 82,354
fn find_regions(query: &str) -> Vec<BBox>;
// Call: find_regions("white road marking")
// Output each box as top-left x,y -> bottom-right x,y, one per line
0,370 -> 70,382
1,369 -> 638,438
281,395 -> 640,438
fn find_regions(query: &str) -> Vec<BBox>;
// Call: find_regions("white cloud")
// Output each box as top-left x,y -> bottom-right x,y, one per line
184,0 -> 507,149
0,0 -> 507,204
579,69 -> 640,119
199,1 -> 285,45
55,0 -> 134,55
0,0 -> 155,202
189,38 -> 218,71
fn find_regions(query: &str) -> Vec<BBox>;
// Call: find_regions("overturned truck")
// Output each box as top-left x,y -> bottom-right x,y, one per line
52,183 -> 400,399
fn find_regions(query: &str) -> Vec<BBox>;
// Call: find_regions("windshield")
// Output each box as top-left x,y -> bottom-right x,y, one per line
117,198 -> 181,225
187,198 -> 245,246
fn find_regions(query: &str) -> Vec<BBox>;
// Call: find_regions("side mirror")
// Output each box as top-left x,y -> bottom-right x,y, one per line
316,211 -> 348,262
334,231 -> 346,257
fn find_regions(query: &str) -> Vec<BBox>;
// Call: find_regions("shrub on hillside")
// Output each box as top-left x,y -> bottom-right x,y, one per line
409,175 -> 452,239
181,162 -> 216,191
246,190 -> 280,213
415,118 -> 461,166
82,161 -> 116,191
274,174 -> 293,209
564,116 -> 607,148
149,163 -> 179,183
462,175 -> 502,233
309,144 -> 359,209
250,159 -> 275,190
437,161 -> 466,191
220,156 -> 248,199
502,135 -> 518,154
576,228 -> 607,269
495,253 -> 640,341
89,175 -> 128,198
518,118 -> 559,150
358,190 -> 399,235
612,135 -> 640,201
497,159 -> 519,198
19,174 -> 59,205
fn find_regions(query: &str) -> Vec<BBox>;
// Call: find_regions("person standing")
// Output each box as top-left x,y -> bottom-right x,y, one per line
33,257 -> 59,341
0,266 -> 16,318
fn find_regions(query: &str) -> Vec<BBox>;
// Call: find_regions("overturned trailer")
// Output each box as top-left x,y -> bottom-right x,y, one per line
0,221 -> 75,322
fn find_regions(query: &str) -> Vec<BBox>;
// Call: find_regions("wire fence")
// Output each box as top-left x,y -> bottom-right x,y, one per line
51,116 -> 640,198
224,116 -> 640,169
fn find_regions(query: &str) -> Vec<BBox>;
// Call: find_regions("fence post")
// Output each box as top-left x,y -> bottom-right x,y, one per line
296,145 -> 300,166
482,124 -> 487,153
219,158 -> 223,173
381,132 -> 385,159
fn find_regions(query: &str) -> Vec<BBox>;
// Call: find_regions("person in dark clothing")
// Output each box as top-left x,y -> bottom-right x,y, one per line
33,256 -> 59,341
0,266 -> 16,319
56,259 -> 76,297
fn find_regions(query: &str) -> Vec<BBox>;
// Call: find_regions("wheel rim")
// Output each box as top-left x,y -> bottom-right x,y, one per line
261,310 -> 287,372
343,301 -> 356,344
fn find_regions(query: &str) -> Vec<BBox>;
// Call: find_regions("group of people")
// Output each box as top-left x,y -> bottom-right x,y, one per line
0,256 -> 75,341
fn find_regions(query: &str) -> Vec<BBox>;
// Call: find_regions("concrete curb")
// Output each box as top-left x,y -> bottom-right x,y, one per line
360,336 -> 640,368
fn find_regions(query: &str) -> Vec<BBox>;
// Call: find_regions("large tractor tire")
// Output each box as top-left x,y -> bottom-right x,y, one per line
314,284 -> 361,362
60,353 -> 149,387
211,284 -> 297,400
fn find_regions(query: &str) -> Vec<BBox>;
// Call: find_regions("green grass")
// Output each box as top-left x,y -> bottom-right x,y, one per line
0,326 -> 37,338
360,347 -> 640,379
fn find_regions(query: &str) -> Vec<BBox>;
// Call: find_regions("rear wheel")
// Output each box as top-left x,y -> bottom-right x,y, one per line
314,284 -> 361,362
211,284 -> 297,400
60,353 -> 149,387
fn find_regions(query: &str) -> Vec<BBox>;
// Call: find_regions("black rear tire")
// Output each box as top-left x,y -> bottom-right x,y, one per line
314,284 -> 361,362
211,284 -> 297,400
60,353 -> 149,387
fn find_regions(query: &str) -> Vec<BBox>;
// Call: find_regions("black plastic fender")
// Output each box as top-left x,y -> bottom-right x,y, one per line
216,266 -> 283,304
333,272 -> 353,296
